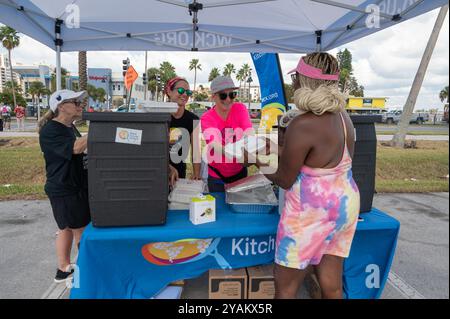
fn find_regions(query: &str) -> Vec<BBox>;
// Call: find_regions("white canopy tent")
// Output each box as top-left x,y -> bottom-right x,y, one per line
0,0 -> 447,89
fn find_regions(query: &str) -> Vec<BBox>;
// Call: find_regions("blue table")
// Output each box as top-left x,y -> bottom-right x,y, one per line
70,193 -> 399,299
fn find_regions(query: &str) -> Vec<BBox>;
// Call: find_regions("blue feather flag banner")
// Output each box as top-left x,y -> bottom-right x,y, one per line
251,53 -> 287,131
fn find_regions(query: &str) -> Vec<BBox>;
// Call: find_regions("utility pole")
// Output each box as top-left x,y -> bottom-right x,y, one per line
122,57 -> 130,107
156,74 -> 161,101
247,69 -> 253,109
144,51 -> 148,100
392,5 -> 449,148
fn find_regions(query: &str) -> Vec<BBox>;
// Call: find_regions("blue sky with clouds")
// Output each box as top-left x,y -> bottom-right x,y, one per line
1,7 -> 448,111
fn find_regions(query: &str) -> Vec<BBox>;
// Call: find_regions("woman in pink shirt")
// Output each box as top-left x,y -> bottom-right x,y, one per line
201,76 -> 253,192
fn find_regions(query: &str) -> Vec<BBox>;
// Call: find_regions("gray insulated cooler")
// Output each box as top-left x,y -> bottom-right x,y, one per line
83,112 -> 170,227
350,115 -> 382,213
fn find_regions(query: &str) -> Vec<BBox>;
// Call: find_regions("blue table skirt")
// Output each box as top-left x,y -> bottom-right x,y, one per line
70,193 -> 399,299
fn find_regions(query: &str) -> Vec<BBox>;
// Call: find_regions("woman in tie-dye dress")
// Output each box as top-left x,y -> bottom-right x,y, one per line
257,52 -> 360,299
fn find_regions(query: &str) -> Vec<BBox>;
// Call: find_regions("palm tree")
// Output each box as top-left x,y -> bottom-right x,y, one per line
87,84 -> 98,104
78,51 -> 88,109
236,68 -> 246,101
392,5 -> 448,148
95,87 -> 107,104
50,67 -> 69,92
29,81 -> 49,122
188,59 -> 202,92
159,61 -> 176,83
159,62 -> 177,101
208,67 -> 220,82
240,63 -> 251,102
0,26 -> 20,108
147,67 -> 160,98
439,86 -> 449,103
236,68 -> 245,90
223,63 -> 235,77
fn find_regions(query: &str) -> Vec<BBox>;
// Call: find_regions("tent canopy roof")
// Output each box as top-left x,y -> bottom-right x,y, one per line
0,0 -> 447,53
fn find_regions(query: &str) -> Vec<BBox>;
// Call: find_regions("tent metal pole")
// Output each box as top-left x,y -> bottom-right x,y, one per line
400,0 -> 425,17
56,46 -> 61,91
71,25 -> 189,50
55,19 -> 63,91
2,0 -> 55,20
323,0 -> 386,51
316,30 -> 322,51
15,5 -> 54,40
65,27 -> 193,42
310,0 -> 393,19
197,28 -> 309,52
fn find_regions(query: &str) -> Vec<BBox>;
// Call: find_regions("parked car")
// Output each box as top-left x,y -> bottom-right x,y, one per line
112,104 -> 136,112
249,109 -> 261,119
382,110 -> 430,125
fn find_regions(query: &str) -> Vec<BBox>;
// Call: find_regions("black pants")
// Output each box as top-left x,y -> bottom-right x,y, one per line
171,162 -> 186,179
48,189 -> 91,230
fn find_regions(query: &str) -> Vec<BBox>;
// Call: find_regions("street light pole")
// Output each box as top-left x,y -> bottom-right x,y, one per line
247,69 -> 253,109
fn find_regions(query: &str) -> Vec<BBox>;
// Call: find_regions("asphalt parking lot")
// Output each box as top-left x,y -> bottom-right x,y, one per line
0,192 -> 448,299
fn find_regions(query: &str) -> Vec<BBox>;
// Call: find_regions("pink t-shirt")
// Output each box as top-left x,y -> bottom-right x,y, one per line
201,102 -> 253,179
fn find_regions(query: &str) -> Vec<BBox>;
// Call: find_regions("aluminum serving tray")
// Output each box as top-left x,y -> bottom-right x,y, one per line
225,185 -> 278,214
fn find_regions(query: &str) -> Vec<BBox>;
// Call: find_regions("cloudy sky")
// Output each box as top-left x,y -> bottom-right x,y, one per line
1,7 -> 448,110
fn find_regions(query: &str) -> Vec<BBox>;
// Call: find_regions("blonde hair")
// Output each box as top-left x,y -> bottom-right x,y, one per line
38,109 -> 58,134
292,52 -> 346,115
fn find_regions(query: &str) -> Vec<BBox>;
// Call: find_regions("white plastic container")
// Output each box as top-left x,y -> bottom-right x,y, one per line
224,135 -> 267,160
136,101 -> 179,113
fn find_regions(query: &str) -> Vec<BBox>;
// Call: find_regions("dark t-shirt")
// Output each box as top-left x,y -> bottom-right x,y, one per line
39,120 -> 88,197
169,110 -> 199,177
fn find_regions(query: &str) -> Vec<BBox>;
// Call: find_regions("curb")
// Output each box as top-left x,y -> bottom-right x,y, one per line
40,282 -> 69,299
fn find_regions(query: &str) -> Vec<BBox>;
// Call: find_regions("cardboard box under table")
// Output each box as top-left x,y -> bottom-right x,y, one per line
209,268 -> 248,299
247,264 -> 275,299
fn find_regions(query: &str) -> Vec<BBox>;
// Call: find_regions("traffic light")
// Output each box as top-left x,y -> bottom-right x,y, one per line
122,58 -> 130,77
142,73 -> 147,86
156,74 -> 161,83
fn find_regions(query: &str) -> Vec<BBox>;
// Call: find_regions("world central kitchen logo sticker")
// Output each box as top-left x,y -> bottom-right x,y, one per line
115,127 -> 142,145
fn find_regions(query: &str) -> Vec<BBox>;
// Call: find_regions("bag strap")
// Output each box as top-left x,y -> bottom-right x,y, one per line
208,164 -> 246,184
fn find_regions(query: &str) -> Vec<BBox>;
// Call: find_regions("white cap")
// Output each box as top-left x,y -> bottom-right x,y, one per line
49,90 -> 87,112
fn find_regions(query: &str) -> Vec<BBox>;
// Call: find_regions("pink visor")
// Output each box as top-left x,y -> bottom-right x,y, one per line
288,58 -> 340,81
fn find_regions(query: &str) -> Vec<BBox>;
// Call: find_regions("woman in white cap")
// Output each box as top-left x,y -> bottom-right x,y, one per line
200,75 -> 253,192
38,89 -> 91,283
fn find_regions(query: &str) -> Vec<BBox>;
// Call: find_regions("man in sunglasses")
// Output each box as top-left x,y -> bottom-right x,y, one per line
200,76 -> 253,192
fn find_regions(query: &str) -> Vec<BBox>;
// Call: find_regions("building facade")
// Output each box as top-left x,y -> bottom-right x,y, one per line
12,63 -> 51,103
111,72 -> 149,108
0,54 -> 21,93
237,85 -> 260,103
87,68 -> 113,109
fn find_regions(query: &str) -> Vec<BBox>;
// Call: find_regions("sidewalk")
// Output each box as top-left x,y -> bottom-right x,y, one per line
0,193 -> 448,299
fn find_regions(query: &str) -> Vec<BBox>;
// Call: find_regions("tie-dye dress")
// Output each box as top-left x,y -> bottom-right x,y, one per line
275,113 -> 360,270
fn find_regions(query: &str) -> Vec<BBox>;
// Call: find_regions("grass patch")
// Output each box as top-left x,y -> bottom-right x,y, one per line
377,131 -> 448,136
0,138 -> 448,200
0,137 -> 47,200
0,184 -> 46,200
375,141 -> 448,193
376,180 -> 448,193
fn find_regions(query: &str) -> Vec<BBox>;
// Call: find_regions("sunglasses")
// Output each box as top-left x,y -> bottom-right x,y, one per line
290,73 -> 298,82
64,99 -> 82,106
218,91 -> 237,100
176,87 -> 193,96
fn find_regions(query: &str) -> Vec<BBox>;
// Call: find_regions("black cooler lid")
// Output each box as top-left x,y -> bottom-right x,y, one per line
82,111 -> 171,123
